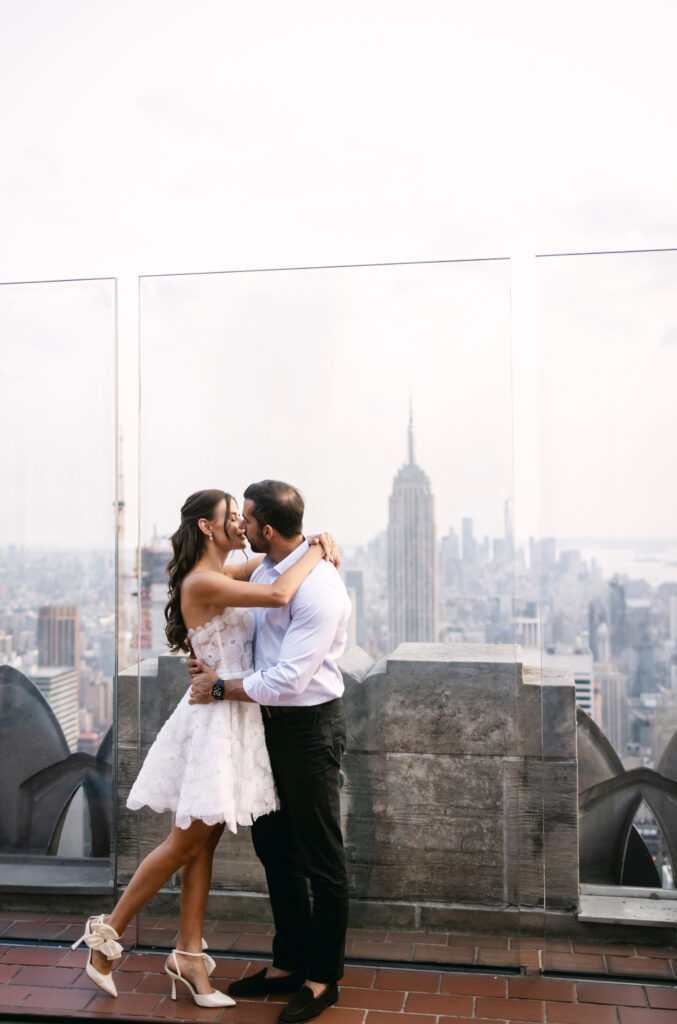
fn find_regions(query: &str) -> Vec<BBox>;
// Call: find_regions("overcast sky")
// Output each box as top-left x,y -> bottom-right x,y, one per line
1,1 -> 676,549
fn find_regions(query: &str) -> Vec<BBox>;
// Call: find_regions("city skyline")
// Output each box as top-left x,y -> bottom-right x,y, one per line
3,248 -> 677,551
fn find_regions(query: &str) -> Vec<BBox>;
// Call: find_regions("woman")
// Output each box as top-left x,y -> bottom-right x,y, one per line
72,488 -> 337,1008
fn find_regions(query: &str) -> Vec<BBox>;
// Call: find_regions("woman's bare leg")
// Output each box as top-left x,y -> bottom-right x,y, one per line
177,823 -> 225,949
90,820 -> 216,978
166,823 -> 226,994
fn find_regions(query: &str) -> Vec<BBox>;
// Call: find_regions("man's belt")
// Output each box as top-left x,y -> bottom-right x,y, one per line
262,697 -> 341,719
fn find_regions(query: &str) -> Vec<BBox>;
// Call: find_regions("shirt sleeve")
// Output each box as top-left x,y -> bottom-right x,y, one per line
242,580 -> 344,705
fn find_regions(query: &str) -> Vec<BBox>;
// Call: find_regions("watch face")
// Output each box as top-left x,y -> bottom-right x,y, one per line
212,683 -> 224,700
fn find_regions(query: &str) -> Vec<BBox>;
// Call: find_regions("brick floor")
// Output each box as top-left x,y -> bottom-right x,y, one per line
0,937 -> 676,1024
8,914 -> 677,979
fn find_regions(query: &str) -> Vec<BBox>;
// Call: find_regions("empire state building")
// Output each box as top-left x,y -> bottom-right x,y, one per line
387,410 -> 439,649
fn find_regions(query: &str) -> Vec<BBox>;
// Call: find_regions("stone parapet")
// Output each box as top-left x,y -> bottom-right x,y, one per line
116,643 -> 579,932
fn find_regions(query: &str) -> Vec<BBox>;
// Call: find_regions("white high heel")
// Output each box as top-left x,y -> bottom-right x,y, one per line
71,915 -> 123,998
166,938 -> 215,975
201,937 -> 216,976
164,949 -> 235,1008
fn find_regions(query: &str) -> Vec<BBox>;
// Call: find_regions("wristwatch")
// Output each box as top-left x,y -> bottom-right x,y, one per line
211,679 -> 225,701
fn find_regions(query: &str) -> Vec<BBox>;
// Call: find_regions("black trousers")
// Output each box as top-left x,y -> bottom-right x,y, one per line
251,698 -> 348,983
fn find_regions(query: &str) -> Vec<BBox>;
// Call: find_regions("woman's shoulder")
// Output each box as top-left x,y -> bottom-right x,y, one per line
181,569 -> 225,593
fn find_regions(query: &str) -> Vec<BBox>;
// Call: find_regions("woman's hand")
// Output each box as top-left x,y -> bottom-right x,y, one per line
307,532 -> 340,568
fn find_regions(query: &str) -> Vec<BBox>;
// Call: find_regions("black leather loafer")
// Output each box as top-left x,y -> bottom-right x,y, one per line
228,968 -> 305,997
278,983 -> 339,1023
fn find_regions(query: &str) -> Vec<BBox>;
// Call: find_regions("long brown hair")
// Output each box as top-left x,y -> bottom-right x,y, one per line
164,489 -> 233,653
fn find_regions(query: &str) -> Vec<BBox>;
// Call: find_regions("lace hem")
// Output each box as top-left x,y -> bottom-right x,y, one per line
126,793 -> 279,834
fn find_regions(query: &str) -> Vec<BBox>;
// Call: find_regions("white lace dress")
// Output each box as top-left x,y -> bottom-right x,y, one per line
126,607 -> 278,832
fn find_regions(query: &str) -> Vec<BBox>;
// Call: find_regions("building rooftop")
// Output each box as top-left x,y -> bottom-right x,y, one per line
1,911 -> 677,1023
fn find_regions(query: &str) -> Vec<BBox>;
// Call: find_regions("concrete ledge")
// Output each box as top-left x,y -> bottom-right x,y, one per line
0,855 -> 111,896
579,884 -> 677,927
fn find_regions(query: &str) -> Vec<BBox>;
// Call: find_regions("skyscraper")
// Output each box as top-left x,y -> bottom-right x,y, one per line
345,569 -> 366,647
38,605 -> 80,668
29,666 -> 80,752
139,533 -> 172,658
387,408 -> 439,649
461,518 -> 476,564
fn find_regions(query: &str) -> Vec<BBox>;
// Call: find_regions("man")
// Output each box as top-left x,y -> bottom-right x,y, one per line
188,479 -> 351,1024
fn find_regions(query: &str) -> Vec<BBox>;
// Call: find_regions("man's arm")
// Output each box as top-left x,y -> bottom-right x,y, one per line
243,581 -> 344,705
188,580 -> 344,706
187,659 -> 252,703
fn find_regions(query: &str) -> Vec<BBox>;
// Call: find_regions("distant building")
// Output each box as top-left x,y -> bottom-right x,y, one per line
461,518 -> 476,564
387,409 -> 439,649
596,662 -> 629,757
521,646 -> 596,721
29,666 -> 79,752
345,570 -> 365,647
652,689 -> 677,765
559,550 -> 583,577
529,536 -> 557,576
139,534 -> 172,658
596,621 -> 611,663
38,605 -> 80,668
439,527 -> 460,587
588,599 -> 607,661
609,577 -> 627,656
514,600 -> 541,648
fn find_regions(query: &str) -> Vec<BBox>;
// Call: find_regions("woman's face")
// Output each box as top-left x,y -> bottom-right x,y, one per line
222,499 -> 247,551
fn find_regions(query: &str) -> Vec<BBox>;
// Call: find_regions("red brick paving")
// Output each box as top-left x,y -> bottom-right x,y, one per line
544,952 -> 606,974
404,991 -> 474,1016
0,984 -> 32,1006
617,1010 -> 677,1024
338,987 -> 405,1011
442,973 -> 507,997
606,957 -> 675,979
647,986 -> 677,1008
22,985 -> 95,1010
508,977 -> 575,1002
374,968 -> 439,992
544,1003 -> 618,1024
0,927 -> 677,1023
0,962 -> 21,982
364,1014 -> 435,1024
575,981 -> 647,1006
475,995 -> 544,1020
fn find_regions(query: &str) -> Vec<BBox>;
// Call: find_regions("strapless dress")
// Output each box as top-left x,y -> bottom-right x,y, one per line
126,606 -> 278,832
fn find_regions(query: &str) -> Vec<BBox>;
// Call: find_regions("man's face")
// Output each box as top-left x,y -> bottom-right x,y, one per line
243,498 -> 269,554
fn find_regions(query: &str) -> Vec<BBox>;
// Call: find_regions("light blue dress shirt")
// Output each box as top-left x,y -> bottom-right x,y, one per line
242,540 -> 352,707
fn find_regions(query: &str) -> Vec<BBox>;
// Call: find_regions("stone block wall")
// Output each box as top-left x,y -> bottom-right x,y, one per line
116,642 -> 579,932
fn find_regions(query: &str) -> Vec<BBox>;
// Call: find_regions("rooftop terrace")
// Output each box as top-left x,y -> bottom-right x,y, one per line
1,915 -> 677,1024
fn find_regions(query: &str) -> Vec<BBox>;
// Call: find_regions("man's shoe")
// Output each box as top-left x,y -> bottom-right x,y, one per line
278,983 -> 339,1023
228,968 -> 305,997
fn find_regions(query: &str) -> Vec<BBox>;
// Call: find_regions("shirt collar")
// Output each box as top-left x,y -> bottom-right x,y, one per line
265,538 -> 309,577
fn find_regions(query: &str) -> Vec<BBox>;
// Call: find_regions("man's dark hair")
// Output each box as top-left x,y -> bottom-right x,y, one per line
243,480 -> 305,538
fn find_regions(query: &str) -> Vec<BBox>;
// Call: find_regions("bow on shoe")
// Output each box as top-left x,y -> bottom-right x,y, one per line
83,926 -> 123,960
72,918 -> 123,961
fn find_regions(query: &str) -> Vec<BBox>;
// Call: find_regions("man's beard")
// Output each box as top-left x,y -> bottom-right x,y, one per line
247,535 -> 269,554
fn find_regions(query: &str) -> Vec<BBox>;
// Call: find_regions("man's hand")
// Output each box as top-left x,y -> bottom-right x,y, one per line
187,658 -> 254,704
187,657 -> 219,704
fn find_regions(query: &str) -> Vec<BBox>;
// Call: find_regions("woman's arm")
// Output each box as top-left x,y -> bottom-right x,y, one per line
222,556 -> 264,581
185,542 -> 324,610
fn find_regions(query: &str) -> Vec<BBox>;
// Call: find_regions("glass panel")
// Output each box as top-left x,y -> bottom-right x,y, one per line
129,259 -> 520,970
537,250 -> 677,978
0,278 -> 117,934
